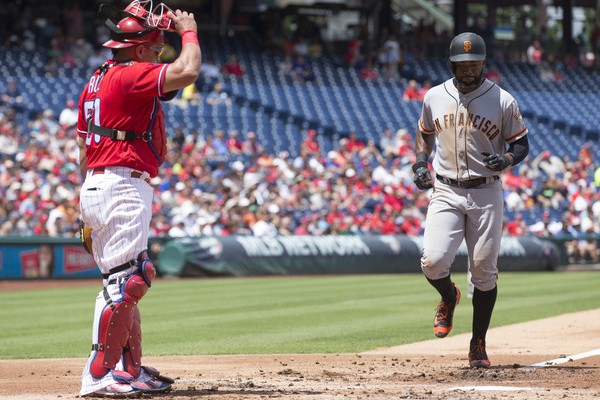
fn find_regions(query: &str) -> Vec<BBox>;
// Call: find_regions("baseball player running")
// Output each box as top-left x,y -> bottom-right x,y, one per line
412,32 -> 529,368
77,1 -> 201,396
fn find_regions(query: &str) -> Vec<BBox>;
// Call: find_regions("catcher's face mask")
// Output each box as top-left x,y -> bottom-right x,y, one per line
123,0 -> 174,31
101,0 -> 174,49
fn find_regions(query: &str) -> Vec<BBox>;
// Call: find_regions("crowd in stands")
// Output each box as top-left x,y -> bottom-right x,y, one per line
2,88 -> 600,263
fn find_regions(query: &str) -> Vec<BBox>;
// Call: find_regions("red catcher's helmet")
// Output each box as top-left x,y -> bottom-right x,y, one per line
103,16 -> 163,49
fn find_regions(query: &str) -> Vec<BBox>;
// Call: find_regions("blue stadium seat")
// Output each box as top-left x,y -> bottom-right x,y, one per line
3,33 -> 600,161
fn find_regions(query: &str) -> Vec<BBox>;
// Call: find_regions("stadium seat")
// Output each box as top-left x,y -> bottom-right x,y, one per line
2,33 -> 599,161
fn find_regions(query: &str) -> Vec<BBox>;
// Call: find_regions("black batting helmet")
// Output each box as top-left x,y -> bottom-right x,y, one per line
449,32 -> 486,62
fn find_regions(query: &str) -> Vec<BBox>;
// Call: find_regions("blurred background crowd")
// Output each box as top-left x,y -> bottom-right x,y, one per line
1,104 -> 599,263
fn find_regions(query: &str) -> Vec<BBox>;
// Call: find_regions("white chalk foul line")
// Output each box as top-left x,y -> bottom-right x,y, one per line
451,385 -> 533,391
449,348 -> 600,393
524,348 -> 600,368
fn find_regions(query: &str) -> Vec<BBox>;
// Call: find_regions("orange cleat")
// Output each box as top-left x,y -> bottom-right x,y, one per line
433,283 -> 461,338
469,338 -> 491,369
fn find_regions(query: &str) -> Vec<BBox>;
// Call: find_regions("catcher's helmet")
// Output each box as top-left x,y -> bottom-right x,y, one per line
103,16 -> 163,49
449,32 -> 486,62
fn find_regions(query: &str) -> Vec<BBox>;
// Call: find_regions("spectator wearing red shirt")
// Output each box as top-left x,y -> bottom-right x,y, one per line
402,79 -> 420,101
418,80 -> 431,100
360,59 -> 378,81
345,39 -> 364,69
226,130 -> 243,154
301,129 -> 320,156
399,213 -> 422,236
527,39 -> 542,65
346,130 -> 365,153
326,202 -> 345,225
379,211 -> 396,234
485,65 -> 502,84
294,217 -> 310,235
382,185 -> 402,212
222,54 -> 245,77
504,213 -> 527,236
370,205 -> 394,234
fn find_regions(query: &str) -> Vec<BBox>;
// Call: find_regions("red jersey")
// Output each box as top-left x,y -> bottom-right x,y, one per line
303,138 -> 319,154
77,61 -> 169,177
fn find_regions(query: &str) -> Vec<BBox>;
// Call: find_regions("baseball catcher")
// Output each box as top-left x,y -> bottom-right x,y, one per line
77,0 -> 201,396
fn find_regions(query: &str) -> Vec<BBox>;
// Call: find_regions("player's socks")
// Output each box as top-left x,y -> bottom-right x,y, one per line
427,276 -> 457,307
471,286 -> 497,341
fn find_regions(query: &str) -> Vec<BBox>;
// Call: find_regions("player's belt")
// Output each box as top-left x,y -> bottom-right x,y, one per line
436,174 -> 499,189
92,167 -> 151,184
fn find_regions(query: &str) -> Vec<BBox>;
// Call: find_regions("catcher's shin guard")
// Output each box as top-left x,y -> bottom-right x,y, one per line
90,251 -> 156,379
90,298 -> 136,378
122,305 -> 143,378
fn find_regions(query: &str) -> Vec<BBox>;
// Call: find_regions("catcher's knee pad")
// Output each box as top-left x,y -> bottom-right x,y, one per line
123,251 -> 156,304
122,306 -> 143,378
90,300 -> 137,378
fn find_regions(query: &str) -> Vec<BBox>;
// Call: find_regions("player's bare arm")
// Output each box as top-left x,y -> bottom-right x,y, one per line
414,130 -> 435,159
163,10 -> 201,93
77,135 -> 88,179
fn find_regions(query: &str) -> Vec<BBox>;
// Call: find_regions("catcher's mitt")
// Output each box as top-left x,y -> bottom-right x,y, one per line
79,221 -> 93,257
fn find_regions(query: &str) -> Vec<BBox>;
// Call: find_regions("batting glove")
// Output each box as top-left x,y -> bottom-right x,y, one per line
481,152 -> 512,172
412,161 -> 433,190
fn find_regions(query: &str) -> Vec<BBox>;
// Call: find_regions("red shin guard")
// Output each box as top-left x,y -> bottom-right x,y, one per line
123,306 -> 143,378
90,252 -> 156,379
90,301 -> 136,378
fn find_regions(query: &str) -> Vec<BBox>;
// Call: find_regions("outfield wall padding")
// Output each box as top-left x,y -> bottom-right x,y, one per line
157,235 -> 560,277
0,237 -> 169,280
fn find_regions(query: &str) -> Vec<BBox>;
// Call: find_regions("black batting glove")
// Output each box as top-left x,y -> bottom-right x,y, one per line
412,161 -> 433,190
481,152 -> 512,172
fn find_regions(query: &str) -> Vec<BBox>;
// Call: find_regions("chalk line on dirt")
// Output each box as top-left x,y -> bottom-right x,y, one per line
523,348 -> 600,369
450,385 -> 534,391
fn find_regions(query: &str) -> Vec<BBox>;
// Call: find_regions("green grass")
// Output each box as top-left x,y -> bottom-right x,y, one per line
0,272 -> 598,359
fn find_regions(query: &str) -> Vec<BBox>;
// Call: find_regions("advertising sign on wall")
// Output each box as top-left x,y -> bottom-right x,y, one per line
0,239 -> 99,279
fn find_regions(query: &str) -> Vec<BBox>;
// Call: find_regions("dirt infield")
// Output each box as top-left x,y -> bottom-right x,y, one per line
0,280 -> 598,399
